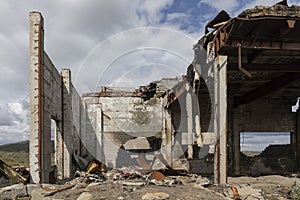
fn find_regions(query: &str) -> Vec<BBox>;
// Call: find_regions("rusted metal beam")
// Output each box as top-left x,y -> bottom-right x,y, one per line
223,38 -> 300,51
234,72 -> 300,107
237,43 -> 252,77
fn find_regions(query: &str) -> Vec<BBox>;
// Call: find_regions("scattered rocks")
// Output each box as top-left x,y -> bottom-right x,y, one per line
236,185 -> 264,200
142,192 -> 170,200
121,181 -> 147,186
84,182 -> 102,191
77,191 -> 92,200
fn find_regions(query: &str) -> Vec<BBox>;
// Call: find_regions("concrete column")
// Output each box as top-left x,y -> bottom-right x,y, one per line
54,120 -> 63,180
213,55 -> 228,184
233,109 -> 240,175
165,108 -> 173,165
29,12 -> 46,183
96,106 -> 104,162
41,112 -> 52,183
296,109 -> 300,171
61,69 -> 73,179
186,83 -> 194,159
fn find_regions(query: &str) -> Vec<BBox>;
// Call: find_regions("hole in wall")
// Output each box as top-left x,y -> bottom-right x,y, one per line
240,132 -> 290,153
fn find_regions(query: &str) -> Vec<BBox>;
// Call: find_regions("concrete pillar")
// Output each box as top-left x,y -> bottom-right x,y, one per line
96,106 -> 104,162
213,55 -> 228,184
54,120 -> 63,180
29,12 -> 44,183
61,69 -> 73,178
233,109 -> 240,175
186,83 -> 194,159
165,108 -> 173,164
296,109 -> 300,171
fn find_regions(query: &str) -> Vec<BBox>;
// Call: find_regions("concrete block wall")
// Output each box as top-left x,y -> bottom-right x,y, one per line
30,12 -> 81,183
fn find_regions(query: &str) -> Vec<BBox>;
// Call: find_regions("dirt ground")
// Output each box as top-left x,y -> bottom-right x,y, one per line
228,175 -> 299,199
52,180 -> 226,200
49,175 -> 299,200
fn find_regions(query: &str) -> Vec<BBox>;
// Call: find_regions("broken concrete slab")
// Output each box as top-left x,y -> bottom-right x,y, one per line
142,192 -> 170,200
0,184 -> 28,199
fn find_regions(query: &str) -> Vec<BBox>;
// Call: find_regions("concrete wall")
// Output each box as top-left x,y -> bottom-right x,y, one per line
61,70 -> 81,179
30,12 -> 63,183
30,12 -> 81,183
81,95 -> 164,168
237,98 -> 294,132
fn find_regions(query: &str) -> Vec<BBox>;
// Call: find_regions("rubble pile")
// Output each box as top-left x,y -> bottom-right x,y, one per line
239,2 -> 300,18
0,162 -> 215,199
239,144 -> 297,176
1,158 -> 299,199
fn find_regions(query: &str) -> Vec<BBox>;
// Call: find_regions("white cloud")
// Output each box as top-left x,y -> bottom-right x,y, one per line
3,0 -> 299,144
199,0 -> 239,13
0,106 -> 12,126
0,99 -> 29,144
0,0 -> 200,144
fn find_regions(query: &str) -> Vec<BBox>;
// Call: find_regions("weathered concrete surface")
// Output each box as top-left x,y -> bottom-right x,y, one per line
30,12 -> 81,183
61,69 -> 82,179
81,95 -> 164,168
213,55 -> 228,184
0,184 -> 40,199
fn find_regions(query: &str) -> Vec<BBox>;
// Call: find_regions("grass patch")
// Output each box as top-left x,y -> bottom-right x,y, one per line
0,150 -> 29,167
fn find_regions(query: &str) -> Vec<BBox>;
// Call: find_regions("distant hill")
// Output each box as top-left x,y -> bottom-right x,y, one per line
0,140 -> 54,167
0,140 -> 29,152
0,140 -> 54,153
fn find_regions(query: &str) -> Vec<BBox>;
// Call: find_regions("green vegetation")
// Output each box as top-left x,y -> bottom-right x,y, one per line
0,150 -> 29,167
0,140 -> 29,167
290,183 -> 300,200
0,140 -> 54,168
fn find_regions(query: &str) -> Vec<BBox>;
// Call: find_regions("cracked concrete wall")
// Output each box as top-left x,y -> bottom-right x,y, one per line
30,12 -> 81,183
81,96 -> 164,168
30,12 -> 62,183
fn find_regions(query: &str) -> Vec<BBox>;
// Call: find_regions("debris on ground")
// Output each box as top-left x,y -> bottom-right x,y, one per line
141,192 -> 170,200
1,165 -> 299,199
0,159 -> 29,185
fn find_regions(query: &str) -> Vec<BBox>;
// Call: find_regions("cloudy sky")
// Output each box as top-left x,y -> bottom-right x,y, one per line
240,132 -> 290,151
0,0 -> 298,146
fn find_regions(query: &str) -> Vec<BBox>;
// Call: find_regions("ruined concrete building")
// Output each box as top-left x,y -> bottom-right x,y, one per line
29,1 -> 300,184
